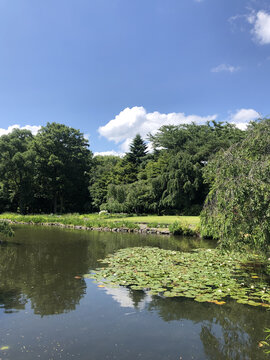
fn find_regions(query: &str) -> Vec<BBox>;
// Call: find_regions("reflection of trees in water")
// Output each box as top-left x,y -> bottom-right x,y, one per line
148,296 -> 267,360
0,227 -> 214,316
128,289 -> 147,308
0,288 -> 27,313
103,285 -> 267,360
200,323 -> 250,360
1,225 -> 265,360
0,230 -> 91,316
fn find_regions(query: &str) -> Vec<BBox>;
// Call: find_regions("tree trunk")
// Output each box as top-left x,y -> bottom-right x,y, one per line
60,195 -> 64,214
53,195 -> 57,214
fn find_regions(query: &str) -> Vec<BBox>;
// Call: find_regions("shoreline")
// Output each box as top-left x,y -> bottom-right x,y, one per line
3,219 -> 202,237
4,219 -> 175,236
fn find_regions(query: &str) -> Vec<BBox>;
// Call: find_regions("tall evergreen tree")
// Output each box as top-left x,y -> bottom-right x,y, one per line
126,134 -> 148,166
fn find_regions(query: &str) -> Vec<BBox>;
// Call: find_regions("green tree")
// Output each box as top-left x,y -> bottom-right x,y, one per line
0,129 -> 35,213
201,119 -> 270,250
112,134 -> 149,185
126,134 -> 148,166
147,122 -> 244,214
90,155 -> 122,210
33,123 -> 93,213
149,121 -> 244,159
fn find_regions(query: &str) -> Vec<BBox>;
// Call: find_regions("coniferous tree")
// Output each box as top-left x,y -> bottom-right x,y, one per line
126,134 -> 147,166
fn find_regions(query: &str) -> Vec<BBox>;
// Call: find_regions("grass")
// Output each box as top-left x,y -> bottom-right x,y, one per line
107,215 -> 200,227
0,213 -> 200,231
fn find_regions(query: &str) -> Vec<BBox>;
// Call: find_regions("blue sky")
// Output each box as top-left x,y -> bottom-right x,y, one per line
0,0 -> 269,154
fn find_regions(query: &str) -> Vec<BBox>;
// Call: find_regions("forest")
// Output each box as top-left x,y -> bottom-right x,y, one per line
0,119 -> 269,250
0,120 -> 244,215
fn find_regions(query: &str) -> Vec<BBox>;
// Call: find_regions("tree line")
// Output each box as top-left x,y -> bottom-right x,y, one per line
0,120 -> 244,215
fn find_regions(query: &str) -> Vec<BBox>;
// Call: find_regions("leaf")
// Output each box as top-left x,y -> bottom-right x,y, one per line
85,247 -> 270,308
0,346 -> 9,351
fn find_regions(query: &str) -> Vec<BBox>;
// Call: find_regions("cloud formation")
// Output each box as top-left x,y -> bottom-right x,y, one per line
246,10 -> 270,44
93,150 -> 124,157
0,125 -> 41,137
229,108 -> 260,130
98,107 -> 217,151
251,11 -> 270,45
211,64 -> 240,73
105,286 -> 151,309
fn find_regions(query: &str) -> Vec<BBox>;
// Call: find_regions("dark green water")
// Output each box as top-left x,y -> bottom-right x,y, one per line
0,226 -> 268,360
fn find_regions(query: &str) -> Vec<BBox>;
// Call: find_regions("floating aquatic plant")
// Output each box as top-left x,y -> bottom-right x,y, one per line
84,247 -> 270,307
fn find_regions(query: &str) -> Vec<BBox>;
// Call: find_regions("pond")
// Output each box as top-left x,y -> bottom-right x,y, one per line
0,226 -> 268,360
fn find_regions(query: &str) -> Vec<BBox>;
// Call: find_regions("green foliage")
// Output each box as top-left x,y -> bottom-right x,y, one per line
0,129 -> 35,213
98,123 -> 242,215
33,122 -> 93,213
0,123 -> 93,214
102,181 -> 154,214
90,155 -> 122,210
168,221 -> 197,236
125,134 -> 148,166
0,119 -> 257,219
85,246 -> 270,307
149,121 -> 244,158
260,328 -> 270,355
201,119 -> 270,251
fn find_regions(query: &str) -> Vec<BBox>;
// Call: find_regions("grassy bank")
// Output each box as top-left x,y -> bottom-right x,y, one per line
107,215 -> 200,227
0,213 -> 200,235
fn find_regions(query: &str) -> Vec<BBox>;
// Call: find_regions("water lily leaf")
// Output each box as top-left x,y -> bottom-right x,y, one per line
0,346 -> 9,351
85,247 -> 269,308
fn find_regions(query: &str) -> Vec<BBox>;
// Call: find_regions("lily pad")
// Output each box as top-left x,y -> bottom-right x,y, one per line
84,247 -> 270,308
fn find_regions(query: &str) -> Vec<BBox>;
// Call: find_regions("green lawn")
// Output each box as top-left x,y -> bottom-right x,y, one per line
0,213 -> 200,229
107,215 -> 200,226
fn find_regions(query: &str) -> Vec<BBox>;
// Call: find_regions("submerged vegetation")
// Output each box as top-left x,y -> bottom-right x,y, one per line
85,247 -> 270,308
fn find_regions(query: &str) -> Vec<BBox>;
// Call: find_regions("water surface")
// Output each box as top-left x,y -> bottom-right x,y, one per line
0,226 -> 268,359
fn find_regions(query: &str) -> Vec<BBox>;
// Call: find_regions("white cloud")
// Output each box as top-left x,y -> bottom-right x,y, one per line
250,10 -> 270,45
211,64 -> 240,73
99,106 -> 217,152
105,286 -> 152,310
0,124 -> 41,137
229,108 -> 260,129
93,150 -> 124,157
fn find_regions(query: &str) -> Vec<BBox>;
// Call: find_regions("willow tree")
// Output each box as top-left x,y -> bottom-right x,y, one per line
201,119 -> 270,251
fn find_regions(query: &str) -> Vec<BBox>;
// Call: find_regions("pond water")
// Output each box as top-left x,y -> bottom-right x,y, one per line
0,226 -> 268,360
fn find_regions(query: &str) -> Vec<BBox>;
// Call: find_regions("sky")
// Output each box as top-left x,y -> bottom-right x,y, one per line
0,0 -> 269,155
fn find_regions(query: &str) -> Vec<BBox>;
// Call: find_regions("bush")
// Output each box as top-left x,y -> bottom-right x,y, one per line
169,221 -> 197,236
